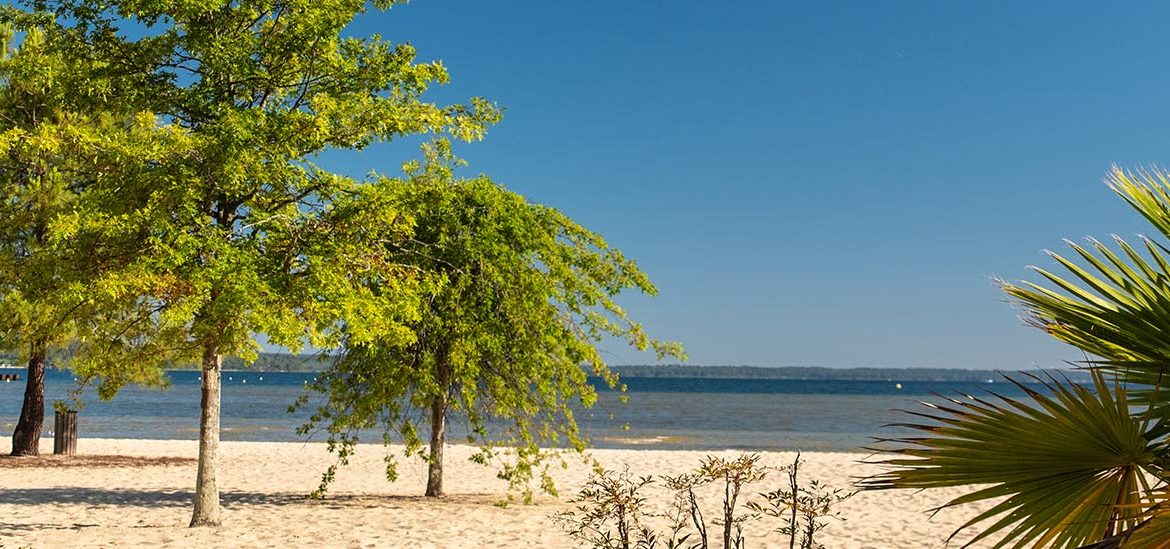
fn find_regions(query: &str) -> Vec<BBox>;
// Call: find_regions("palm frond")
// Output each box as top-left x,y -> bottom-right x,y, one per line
1001,168 -> 1170,388
859,371 -> 1157,549
1122,506 -> 1170,549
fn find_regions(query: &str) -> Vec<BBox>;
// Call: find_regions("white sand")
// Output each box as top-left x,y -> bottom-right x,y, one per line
0,438 -> 995,548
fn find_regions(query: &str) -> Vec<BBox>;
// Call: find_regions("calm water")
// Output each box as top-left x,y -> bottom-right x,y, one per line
0,368 -> 1031,452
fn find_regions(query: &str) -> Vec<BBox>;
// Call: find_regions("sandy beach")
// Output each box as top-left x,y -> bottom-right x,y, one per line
0,438 -> 999,548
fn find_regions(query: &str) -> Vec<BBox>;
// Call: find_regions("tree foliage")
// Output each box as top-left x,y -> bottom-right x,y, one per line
13,0 -> 499,525
0,15 -> 172,453
297,143 -> 684,498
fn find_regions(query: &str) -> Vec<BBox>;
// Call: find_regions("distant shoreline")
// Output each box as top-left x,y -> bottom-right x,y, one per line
0,353 -> 1089,383
606,364 -> 1090,383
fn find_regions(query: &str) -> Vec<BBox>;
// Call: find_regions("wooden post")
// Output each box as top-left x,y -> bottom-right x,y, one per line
53,410 -> 77,455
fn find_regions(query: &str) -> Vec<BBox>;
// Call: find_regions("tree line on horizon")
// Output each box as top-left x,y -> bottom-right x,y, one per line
5,354 -> 1085,384
0,0 -> 680,527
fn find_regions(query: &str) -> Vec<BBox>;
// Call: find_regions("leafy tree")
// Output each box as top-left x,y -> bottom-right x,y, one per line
298,144 -> 683,498
30,0 -> 499,526
861,167 -> 1170,549
0,22 -> 66,457
0,17 -> 164,455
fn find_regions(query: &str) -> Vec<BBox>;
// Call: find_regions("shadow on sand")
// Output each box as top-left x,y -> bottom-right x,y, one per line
0,487 -> 503,508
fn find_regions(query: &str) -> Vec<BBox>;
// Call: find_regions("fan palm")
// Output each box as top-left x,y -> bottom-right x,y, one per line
862,167 -> 1170,548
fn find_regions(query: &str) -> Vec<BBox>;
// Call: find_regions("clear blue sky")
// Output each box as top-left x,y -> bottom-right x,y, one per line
326,1 -> 1170,369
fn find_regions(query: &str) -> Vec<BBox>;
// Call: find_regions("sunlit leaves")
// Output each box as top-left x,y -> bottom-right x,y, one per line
300,145 -> 684,496
7,0 -> 502,383
0,17 -> 169,392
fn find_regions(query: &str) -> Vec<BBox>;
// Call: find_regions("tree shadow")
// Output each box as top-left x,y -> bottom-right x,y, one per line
0,487 -> 504,508
0,521 -> 100,533
0,488 -> 307,507
0,455 -> 197,469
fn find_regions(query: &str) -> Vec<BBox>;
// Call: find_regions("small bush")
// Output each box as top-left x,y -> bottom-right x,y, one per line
553,466 -> 659,549
554,453 -> 853,549
746,452 -> 853,549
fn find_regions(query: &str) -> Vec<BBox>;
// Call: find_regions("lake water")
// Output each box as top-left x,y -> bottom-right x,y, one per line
0,368 -> 1029,452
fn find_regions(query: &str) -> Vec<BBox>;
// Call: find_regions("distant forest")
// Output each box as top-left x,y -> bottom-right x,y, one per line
607,364 -> 1092,383
0,351 -> 1089,382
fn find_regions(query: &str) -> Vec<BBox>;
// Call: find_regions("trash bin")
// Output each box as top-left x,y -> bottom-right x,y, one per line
53,410 -> 77,455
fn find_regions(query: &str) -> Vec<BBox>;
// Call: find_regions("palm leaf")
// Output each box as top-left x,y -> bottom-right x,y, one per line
1123,506 -> 1170,549
1002,168 -> 1170,390
859,371 -> 1157,549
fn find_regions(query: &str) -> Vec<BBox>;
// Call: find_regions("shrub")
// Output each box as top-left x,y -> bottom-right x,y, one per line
555,453 -> 853,549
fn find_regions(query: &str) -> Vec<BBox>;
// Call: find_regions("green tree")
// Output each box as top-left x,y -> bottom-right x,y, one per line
33,0 -> 499,526
0,17 -> 164,455
861,167 -> 1170,549
298,144 -> 683,498
0,22 -> 65,458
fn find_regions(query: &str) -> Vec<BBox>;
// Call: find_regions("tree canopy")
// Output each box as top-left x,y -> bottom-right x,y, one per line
1,0 -> 679,526
7,0 -> 499,526
0,18 -> 171,454
299,144 -> 684,499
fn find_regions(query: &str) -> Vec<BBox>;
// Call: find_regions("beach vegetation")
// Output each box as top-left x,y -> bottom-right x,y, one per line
8,0 -> 498,527
661,453 -> 767,549
296,144 -> 683,498
863,167 -> 1170,548
555,466 -> 660,549
746,453 -> 855,549
555,453 -> 852,549
0,22 -> 83,457
0,19 -> 174,455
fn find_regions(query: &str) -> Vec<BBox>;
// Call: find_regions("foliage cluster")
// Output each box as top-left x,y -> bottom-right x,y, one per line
554,453 -> 853,549
294,144 -> 682,498
0,0 -> 676,528
0,0 -> 500,522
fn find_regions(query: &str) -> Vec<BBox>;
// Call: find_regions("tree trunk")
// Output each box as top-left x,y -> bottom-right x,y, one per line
10,341 -> 47,456
190,343 -> 222,527
425,359 -> 451,497
425,390 -> 448,497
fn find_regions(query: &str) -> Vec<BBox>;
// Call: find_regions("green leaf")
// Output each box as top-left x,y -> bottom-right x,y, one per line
1123,506 -> 1170,549
1002,168 -> 1170,389
860,371 -> 1156,549
297,144 -> 684,497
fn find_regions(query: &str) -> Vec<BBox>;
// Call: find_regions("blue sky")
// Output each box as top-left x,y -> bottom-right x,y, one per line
326,1 -> 1170,369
